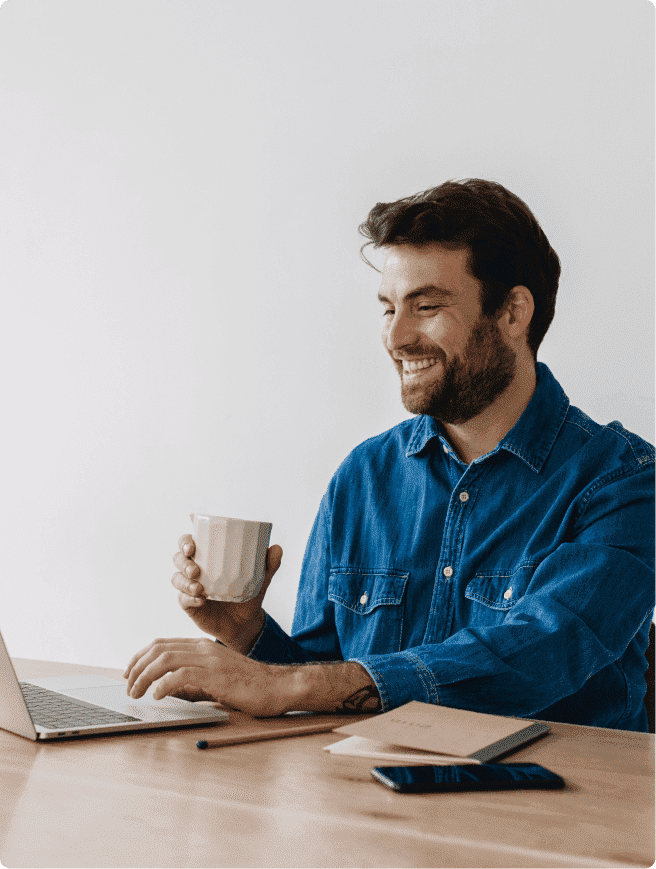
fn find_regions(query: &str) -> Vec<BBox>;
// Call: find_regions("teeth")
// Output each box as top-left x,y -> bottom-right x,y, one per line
402,358 -> 438,372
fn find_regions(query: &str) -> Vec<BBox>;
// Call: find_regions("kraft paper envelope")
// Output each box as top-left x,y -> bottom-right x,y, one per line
331,700 -> 550,762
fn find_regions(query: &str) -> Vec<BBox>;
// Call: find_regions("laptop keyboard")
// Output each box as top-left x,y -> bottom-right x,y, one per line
20,682 -> 140,728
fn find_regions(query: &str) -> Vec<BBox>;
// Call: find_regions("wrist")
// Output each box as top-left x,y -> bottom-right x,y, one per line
219,609 -> 265,655
270,663 -> 307,715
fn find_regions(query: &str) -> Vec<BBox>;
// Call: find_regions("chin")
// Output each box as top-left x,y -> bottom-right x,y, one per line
400,388 -> 435,417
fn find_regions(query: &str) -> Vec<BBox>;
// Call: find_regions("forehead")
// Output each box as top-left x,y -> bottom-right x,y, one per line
378,243 -> 481,304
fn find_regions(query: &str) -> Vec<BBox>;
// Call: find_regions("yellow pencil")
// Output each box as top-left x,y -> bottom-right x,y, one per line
196,720 -> 337,749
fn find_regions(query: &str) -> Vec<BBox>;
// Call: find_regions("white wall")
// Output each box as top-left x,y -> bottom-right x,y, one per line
1,0 -> 653,669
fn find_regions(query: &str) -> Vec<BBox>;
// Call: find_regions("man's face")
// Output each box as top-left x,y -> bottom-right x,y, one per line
378,244 -> 516,425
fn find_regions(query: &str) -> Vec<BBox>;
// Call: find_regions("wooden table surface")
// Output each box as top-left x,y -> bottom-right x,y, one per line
1,658 -> 654,868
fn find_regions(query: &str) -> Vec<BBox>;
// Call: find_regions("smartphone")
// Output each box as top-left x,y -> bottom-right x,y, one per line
371,763 -> 565,793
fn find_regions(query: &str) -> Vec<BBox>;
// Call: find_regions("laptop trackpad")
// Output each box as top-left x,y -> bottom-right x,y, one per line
26,675 -> 223,720
63,685 -> 208,715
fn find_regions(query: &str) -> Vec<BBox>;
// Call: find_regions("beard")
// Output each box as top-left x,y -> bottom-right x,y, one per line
396,315 -> 517,425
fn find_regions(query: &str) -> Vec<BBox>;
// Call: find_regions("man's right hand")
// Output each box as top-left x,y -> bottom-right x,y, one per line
171,535 -> 283,653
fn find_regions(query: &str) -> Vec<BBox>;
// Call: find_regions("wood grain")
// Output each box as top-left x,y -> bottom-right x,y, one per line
1,658 -> 653,868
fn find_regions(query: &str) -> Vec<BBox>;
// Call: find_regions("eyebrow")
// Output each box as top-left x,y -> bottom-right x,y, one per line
377,284 -> 455,304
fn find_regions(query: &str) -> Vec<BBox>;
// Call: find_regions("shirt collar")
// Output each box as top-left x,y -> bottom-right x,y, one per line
405,362 -> 570,473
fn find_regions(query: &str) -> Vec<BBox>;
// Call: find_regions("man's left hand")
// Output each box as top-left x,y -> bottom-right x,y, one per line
122,637 -> 287,717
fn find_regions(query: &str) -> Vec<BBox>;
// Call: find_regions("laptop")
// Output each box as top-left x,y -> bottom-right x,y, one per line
0,627 -> 229,740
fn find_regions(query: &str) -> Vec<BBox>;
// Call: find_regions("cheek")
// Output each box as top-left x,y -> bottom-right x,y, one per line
423,319 -> 459,353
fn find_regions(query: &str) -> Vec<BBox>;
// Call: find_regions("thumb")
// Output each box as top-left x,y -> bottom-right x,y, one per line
257,544 -> 282,599
254,543 -> 282,606
265,544 -> 283,581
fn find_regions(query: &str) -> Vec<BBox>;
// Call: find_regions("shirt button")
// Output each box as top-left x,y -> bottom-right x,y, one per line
459,492 -> 469,502
443,566 -> 454,578
443,444 -> 449,453
360,593 -> 368,605
503,587 -> 513,600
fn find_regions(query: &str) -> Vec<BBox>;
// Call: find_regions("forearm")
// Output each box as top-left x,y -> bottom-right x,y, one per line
273,660 -> 382,714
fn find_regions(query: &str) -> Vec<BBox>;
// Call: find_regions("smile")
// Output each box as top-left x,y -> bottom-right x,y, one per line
401,358 -> 438,374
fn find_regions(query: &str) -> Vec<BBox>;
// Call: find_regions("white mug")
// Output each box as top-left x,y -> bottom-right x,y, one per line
190,514 -> 272,602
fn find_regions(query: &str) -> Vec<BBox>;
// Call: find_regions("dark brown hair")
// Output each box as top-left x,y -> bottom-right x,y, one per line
359,179 -> 561,356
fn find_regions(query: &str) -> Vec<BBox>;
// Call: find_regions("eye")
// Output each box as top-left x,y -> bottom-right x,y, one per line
418,305 -> 441,312
382,309 -> 394,317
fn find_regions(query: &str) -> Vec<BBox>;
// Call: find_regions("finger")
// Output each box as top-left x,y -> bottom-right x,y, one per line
264,544 -> 283,581
145,652 -> 207,700
171,570 -> 205,600
151,667 -> 210,701
173,550 -> 200,579
256,545 -> 283,600
178,533 -> 195,557
171,684 -> 214,702
264,543 -> 282,588
129,650 -> 194,698
153,667 -> 208,700
178,590 -> 206,609
126,640 -> 200,693
122,639 -> 159,680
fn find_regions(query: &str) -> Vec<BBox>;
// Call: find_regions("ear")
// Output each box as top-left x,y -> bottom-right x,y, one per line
498,286 -> 534,341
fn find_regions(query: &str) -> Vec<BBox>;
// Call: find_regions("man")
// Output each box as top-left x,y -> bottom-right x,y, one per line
124,179 -> 655,730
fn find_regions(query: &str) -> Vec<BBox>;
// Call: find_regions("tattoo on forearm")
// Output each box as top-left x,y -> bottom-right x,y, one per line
339,685 -> 382,713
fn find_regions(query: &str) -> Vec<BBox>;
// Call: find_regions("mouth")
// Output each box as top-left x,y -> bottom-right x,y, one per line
399,357 -> 439,379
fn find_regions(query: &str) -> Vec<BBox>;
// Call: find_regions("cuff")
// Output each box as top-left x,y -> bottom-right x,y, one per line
247,612 -> 319,665
349,650 -> 441,712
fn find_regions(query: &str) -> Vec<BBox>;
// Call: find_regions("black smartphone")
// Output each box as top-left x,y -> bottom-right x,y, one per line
371,763 -> 565,793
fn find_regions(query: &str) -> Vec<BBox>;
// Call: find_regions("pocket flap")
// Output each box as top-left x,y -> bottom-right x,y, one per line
465,563 -> 537,611
328,568 -> 408,615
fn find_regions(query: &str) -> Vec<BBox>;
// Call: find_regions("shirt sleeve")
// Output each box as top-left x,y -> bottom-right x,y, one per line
248,493 -> 342,665
350,465 -> 655,717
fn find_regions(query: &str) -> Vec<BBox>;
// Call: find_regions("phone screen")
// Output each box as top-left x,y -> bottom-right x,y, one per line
371,763 -> 565,793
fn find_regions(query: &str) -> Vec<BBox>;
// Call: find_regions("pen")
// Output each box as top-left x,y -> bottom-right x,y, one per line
196,720 -> 338,749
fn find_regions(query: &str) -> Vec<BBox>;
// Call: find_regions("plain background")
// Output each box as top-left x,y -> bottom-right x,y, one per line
0,0 -> 653,669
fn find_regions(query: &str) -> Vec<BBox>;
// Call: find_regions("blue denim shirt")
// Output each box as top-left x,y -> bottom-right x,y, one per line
250,363 -> 655,731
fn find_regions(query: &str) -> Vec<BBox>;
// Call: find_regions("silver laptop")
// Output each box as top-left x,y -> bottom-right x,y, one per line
0,628 -> 229,740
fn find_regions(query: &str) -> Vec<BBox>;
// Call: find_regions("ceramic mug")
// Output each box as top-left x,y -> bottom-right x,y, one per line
190,514 -> 272,602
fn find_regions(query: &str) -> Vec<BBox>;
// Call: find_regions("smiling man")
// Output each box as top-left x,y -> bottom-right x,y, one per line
377,244 -> 533,463
125,179 -> 655,731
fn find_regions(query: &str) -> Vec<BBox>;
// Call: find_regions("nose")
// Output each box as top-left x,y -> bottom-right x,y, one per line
383,311 -> 419,353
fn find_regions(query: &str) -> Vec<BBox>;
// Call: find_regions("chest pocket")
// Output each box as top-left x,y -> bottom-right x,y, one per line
464,562 -> 537,623
328,568 -> 408,657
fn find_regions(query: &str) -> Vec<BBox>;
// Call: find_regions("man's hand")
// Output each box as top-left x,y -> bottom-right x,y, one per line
122,637 -> 289,717
172,534 -> 283,651
122,636 -> 382,717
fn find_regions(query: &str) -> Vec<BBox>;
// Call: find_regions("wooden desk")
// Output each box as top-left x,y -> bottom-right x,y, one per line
1,659 -> 653,868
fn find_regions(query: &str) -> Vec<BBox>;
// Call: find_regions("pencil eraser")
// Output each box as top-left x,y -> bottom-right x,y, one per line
196,740 -> 208,749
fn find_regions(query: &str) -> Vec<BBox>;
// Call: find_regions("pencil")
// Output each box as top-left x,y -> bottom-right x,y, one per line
196,720 -> 337,749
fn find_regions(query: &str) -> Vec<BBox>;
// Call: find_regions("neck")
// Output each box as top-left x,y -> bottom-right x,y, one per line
440,357 -> 537,464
